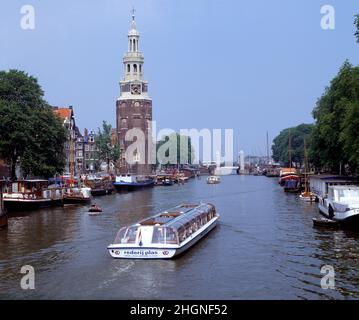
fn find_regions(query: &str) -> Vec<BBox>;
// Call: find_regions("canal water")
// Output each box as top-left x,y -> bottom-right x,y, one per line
0,175 -> 359,300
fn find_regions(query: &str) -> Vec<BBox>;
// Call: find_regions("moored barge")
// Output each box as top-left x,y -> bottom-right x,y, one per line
108,203 -> 219,259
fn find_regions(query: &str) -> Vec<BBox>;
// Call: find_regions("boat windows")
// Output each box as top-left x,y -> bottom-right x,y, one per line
335,189 -> 359,203
152,227 -> 166,244
152,227 -> 178,244
115,227 -> 138,244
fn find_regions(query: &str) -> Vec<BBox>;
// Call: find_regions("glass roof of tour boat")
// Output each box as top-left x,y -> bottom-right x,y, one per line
137,204 -> 206,227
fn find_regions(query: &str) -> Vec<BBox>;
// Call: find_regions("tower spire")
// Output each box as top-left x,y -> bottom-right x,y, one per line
131,6 -> 136,30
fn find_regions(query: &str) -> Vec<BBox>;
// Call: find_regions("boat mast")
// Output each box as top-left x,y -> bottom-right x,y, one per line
303,138 -> 309,194
266,130 -> 270,165
288,130 -> 292,168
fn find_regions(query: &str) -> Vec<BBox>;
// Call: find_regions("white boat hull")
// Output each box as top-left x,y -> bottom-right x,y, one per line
318,203 -> 359,222
108,217 -> 218,259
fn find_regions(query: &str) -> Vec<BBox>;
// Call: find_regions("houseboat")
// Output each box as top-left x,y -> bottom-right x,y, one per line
108,203 -> 219,259
207,176 -> 221,184
309,175 -> 359,202
3,180 -> 63,211
318,185 -> 359,226
113,175 -> 155,191
85,176 -> 114,196
63,186 -> 91,204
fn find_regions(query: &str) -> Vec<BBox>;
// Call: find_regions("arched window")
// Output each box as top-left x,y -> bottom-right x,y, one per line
133,39 -> 136,51
129,40 -> 132,52
139,64 -> 142,73
127,64 -> 130,73
133,64 -> 137,73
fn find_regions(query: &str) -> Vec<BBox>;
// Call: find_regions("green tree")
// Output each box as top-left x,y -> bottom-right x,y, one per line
156,133 -> 195,166
355,14 -> 359,43
272,124 -> 314,167
310,61 -> 359,173
95,121 -> 120,172
0,70 -> 66,178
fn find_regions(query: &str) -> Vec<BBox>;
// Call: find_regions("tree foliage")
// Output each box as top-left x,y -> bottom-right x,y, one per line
95,121 -> 120,171
310,61 -> 359,173
355,14 -> 359,43
0,70 -> 66,178
272,124 -> 314,167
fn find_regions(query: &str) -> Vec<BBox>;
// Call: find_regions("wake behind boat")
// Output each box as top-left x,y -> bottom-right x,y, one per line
108,203 -> 219,259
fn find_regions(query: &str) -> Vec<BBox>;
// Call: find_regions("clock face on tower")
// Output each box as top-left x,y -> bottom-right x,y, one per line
131,84 -> 141,95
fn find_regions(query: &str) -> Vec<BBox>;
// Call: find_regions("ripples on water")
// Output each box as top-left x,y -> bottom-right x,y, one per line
0,176 -> 358,299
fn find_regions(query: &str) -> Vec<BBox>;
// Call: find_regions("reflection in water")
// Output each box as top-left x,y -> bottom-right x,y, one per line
0,176 -> 359,299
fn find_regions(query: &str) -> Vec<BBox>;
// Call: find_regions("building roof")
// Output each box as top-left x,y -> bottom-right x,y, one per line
309,175 -> 359,182
329,185 -> 359,190
53,107 -> 73,121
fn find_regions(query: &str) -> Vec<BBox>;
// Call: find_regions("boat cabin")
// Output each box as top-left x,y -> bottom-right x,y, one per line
328,185 -> 359,205
309,175 -> 359,200
6,180 -> 49,199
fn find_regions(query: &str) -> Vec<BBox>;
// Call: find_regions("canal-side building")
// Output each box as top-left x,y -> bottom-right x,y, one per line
53,106 -> 83,176
116,11 -> 153,175
84,128 -> 99,173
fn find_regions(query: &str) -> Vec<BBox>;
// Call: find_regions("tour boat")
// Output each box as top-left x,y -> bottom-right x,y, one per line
113,175 -> 155,191
3,180 -> 63,211
318,185 -> 359,226
108,203 -> 219,259
207,176 -> 221,184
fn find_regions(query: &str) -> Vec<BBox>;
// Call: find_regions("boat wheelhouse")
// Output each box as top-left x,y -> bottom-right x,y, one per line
108,203 -> 219,259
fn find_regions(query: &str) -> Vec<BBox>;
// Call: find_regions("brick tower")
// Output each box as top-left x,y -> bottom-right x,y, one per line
116,10 -> 153,175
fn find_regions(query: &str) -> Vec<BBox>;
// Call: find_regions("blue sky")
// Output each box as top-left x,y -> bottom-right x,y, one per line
1,0 -> 358,158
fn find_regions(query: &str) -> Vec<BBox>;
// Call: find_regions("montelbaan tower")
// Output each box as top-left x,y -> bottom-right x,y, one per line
116,11 -> 153,175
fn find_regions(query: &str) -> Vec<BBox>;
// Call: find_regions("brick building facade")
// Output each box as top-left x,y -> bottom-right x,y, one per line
116,11 -> 153,175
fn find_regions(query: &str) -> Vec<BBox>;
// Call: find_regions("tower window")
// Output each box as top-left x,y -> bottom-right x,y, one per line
133,39 -> 136,51
133,64 -> 137,73
127,64 -> 130,73
139,64 -> 142,73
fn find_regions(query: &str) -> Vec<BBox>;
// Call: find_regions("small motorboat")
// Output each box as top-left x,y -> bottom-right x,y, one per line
89,204 -> 102,214
299,191 -> 316,202
312,217 -> 339,229
207,176 -> 221,184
